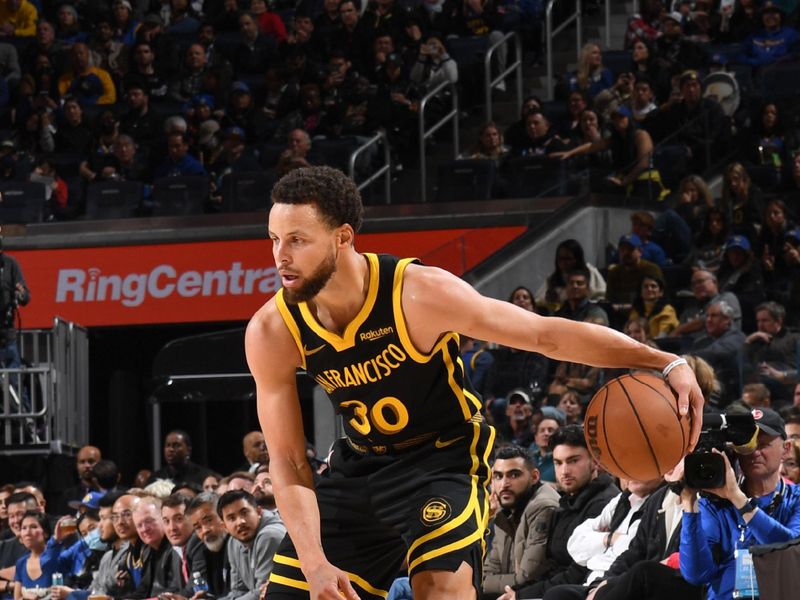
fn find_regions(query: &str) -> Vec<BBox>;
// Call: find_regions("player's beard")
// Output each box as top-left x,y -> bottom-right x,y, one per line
283,250 -> 337,304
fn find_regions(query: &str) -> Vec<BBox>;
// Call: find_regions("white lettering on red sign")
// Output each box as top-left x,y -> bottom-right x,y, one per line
55,263 -> 281,307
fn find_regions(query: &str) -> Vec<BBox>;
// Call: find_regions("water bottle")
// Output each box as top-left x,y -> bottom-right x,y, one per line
191,572 -> 209,595
51,573 -> 63,587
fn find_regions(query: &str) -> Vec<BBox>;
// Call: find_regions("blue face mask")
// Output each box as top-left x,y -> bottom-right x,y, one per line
84,527 -> 107,551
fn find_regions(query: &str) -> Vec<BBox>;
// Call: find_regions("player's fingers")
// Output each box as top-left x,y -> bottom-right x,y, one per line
687,392 -> 703,452
338,576 -> 360,600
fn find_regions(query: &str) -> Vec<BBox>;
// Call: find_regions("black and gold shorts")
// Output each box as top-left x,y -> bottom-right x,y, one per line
266,420 -> 495,599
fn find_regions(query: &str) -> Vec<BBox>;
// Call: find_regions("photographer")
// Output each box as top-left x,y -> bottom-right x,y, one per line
0,238 -> 29,414
679,408 -> 800,600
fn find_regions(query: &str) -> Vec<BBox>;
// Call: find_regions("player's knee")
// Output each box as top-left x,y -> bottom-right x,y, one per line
411,565 -> 476,600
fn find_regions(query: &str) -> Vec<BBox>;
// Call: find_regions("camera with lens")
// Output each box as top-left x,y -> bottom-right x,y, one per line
683,412 -> 758,489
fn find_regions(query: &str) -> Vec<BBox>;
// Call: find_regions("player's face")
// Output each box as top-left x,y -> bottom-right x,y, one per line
492,457 -> 537,509
553,444 -> 595,495
269,203 -> 341,304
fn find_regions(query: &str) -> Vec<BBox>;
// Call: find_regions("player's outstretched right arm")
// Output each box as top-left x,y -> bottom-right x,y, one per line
245,302 -> 360,600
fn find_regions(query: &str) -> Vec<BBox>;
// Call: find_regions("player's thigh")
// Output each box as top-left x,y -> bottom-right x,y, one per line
411,561 -> 477,600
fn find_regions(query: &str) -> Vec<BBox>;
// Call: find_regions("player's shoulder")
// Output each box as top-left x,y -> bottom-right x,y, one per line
246,296 -> 293,349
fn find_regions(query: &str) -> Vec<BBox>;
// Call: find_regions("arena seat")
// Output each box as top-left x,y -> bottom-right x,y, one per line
503,156 -> 554,198
760,63 -> 800,100
220,171 -> 276,212
85,181 -> 143,219
435,160 -> 496,202
0,181 -> 46,224
152,176 -> 209,216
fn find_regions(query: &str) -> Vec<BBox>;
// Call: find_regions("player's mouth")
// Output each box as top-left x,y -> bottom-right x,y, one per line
280,272 -> 300,287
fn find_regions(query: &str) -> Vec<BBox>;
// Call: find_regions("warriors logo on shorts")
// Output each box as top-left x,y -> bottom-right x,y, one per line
421,498 -> 451,526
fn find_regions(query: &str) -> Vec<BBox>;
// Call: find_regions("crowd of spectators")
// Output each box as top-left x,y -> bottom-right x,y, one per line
459,0 -> 800,201
0,430 -> 290,600
0,0 -> 548,217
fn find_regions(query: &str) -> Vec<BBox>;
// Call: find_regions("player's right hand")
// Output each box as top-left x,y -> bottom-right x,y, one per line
306,562 -> 360,600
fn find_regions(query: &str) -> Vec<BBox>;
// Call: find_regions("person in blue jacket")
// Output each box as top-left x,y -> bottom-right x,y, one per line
738,3 -> 800,67
12,512 -> 71,600
679,407 -> 800,600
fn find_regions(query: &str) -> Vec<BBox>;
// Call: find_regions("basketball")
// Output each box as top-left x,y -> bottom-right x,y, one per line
584,372 -> 691,481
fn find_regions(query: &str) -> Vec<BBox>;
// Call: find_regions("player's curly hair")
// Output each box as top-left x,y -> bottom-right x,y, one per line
272,166 -> 364,232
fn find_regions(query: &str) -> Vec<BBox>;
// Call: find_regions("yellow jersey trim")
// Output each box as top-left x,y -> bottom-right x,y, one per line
297,253 -> 380,351
406,420 -> 481,568
275,290 -> 306,370
269,574 -> 310,591
392,258 -> 478,420
272,554 -> 388,598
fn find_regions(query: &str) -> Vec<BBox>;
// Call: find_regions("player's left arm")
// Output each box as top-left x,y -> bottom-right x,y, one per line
401,264 -> 704,447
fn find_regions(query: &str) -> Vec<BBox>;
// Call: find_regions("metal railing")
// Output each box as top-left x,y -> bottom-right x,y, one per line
1,318 -> 88,454
419,80 -> 459,203
546,0 -> 583,99
484,32 -> 524,123
348,130 -> 392,204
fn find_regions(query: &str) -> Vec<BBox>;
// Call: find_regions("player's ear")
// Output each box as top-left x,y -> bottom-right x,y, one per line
337,224 -> 354,247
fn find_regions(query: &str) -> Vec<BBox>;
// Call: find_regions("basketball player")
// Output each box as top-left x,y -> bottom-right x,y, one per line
245,167 -> 704,600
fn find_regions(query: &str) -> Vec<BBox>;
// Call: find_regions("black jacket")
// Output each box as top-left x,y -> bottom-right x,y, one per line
183,533 -> 231,597
603,485 -> 681,580
515,474 -> 620,596
128,537 -> 182,599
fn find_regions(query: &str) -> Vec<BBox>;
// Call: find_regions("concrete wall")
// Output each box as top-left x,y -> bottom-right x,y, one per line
472,206 -> 638,300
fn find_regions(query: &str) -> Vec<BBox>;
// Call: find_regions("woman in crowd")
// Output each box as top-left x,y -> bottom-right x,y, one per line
719,162 -> 763,240
568,43 -> 614,100
55,5 -> 87,46
556,390 -> 583,425
567,109 -> 612,171
692,207 -> 730,271
630,40 -> 659,91
410,36 -> 458,91
112,0 -> 140,46
536,239 -> 606,311
782,440 -> 800,484
555,105 -> 665,200
459,121 -> 509,163
757,198 -> 794,269
628,275 -> 679,338
13,512 -> 66,600
673,174 -> 715,236
741,102 -> 795,188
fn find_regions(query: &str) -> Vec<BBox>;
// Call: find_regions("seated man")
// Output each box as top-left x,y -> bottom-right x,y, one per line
186,492 -> 230,598
0,0 -> 37,37
690,299 -> 747,406
605,234 -> 663,306
680,408 -> 800,600
555,269 -> 609,324
154,133 -> 207,179
737,3 -> 800,67
218,490 -> 285,599
501,425 -> 620,599
57,43 -> 116,105
482,445 -> 560,599
673,269 -> 742,339
541,476 -> 664,600
744,301 -> 800,407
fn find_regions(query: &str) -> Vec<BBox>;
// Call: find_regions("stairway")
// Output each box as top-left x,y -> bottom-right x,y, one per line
383,1 -> 638,205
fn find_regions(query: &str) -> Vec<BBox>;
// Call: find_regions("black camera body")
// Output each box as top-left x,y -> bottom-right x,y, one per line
684,412 -> 757,489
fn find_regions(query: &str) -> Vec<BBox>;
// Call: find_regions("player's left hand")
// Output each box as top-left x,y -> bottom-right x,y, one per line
664,362 -> 705,452
497,585 -> 516,600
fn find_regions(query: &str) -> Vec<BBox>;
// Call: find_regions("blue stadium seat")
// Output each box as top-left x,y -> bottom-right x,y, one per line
220,171 -> 275,213
152,176 -> 209,216
85,181 -> 143,219
0,181 -> 45,224
435,160 -> 496,202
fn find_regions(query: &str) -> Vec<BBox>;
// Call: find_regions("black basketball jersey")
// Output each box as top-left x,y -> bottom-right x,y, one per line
275,253 -> 483,446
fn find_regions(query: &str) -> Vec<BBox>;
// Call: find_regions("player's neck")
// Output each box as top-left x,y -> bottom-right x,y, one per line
310,250 -> 370,331
744,471 -> 781,498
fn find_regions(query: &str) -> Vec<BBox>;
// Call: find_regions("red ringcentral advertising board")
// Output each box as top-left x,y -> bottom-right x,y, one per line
11,227 -> 526,328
